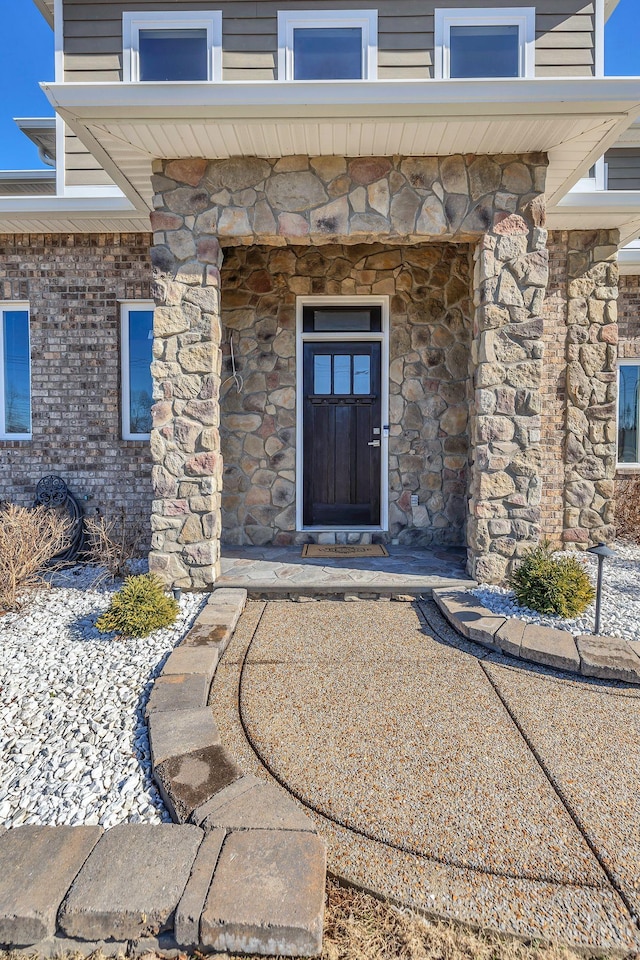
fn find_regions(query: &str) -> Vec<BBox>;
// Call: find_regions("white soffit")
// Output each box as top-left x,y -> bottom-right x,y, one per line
42,79 -> 640,215
548,190 -> 640,247
0,195 -> 149,235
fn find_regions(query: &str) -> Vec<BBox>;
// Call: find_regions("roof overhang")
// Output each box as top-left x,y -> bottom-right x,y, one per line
0,194 -> 149,234
14,117 -> 56,166
32,0 -> 53,28
0,170 -> 56,197
42,78 -> 640,215
605,0 -> 622,20
547,190 -> 640,247
619,240 -> 640,274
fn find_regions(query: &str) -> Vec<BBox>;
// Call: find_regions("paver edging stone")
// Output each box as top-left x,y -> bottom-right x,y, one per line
433,588 -> 640,684
0,587 -> 326,959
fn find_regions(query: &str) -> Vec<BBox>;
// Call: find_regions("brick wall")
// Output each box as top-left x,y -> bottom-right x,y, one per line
619,274 -> 640,358
0,233 -> 153,537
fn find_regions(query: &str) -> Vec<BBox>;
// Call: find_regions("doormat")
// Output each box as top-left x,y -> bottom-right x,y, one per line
302,544 -> 389,558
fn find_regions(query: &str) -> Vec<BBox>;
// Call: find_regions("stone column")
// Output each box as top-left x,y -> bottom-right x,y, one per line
468,209 -> 549,583
148,197 -> 224,590
563,229 -> 619,548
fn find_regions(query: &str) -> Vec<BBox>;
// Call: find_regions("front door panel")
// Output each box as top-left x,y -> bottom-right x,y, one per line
303,342 -> 382,526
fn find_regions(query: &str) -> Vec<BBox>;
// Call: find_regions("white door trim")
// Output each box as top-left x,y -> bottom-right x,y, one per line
295,295 -> 390,533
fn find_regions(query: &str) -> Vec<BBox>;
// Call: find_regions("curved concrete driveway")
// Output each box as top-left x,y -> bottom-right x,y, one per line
211,599 -> 640,953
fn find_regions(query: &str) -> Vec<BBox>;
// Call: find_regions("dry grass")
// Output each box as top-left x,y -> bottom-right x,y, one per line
0,879 -> 624,960
0,502 -> 70,611
84,508 -> 147,581
615,477 -> 640,545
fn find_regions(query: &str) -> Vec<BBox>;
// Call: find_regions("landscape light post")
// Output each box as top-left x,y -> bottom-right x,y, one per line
586,544 -> 616,636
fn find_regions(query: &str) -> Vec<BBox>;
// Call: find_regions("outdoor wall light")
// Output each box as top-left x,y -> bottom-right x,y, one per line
172,587 -> 182,602
586,543 -> 616,635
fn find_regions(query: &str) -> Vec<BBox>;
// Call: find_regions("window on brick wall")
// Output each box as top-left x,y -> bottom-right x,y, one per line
121,303 -> 154,440
618,360 -> 640,466
0,303 -> 31,440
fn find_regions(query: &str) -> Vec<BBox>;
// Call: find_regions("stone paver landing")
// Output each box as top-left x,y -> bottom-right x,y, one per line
218,544 -> 472,595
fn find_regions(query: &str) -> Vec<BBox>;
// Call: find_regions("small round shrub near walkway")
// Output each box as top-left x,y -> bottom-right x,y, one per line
510,542 -> 595,618
96,573 -> 179,638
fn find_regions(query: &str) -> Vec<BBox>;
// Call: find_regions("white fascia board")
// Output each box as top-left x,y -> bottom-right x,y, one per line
555,190 -> 640,213
42,77 -> 640,119
0,195 -> 143,219
0,170 -> 54,180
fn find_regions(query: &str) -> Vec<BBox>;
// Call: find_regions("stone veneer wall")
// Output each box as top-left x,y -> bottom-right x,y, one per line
150,153 -> 548,586
219,242 -> 473,546
564,230 -> 619,547
0,233 -> 153,530
539,231 -> 569,545
618,274 -> 640,359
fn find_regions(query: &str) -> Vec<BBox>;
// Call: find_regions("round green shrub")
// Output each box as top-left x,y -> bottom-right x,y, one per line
96,573 -> 179,638
509,541 -> 595,618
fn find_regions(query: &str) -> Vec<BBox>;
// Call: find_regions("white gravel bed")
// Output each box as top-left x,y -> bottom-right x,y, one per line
473,541 -> 640,642
0,565 -> 204,828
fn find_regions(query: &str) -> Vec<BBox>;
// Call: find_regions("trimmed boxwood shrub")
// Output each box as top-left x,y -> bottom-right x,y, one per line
96,573 -> 179,638
509,541 -> 595,618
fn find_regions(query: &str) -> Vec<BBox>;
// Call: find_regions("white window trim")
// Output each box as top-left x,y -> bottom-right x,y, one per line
277,10 -> 378,82
617,358 -> 640,469
295,296 -> 389,533
121,301 -> 154,441
434,7 -> 535,80
123,11 -> 223,82
0,301 -> 31,441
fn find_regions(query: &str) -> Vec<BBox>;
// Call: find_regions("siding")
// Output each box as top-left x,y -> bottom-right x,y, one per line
605,148 -> 640,191
63,0 -> 596,83
65,130 -> 114,187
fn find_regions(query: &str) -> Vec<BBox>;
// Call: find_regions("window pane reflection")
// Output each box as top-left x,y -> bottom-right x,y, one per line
314,354 -> 332,394
618,364 -> 640,463
139,28 -> 208,81
353,355 -> 370,394
128,310 -> 153,435
450,24 -> 520,78
333,355 -> 351,394
3,310 -> 30,434
293,27 -> 363,80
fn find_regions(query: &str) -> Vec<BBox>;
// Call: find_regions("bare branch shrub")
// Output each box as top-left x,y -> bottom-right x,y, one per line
84,508 -> 147,580
615,477 -> 640,544
0,503 -> 70,611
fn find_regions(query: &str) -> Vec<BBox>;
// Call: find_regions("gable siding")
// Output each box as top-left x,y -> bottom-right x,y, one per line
605,149 -> 640,191
63,0 -> 596,83
61,0 -> 595,183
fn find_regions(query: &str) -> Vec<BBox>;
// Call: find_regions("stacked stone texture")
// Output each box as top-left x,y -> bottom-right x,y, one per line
220,242 -> 473,546
0,233 -> 153,533
150,154 -> 548,586
564,230 -> 619,548
467,209 -> 549,584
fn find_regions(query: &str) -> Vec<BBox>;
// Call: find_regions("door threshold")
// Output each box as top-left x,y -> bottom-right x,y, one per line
300,527 -> 386,533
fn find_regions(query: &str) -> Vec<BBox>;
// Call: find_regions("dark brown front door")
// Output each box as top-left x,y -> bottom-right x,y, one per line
303,341 -> 382,526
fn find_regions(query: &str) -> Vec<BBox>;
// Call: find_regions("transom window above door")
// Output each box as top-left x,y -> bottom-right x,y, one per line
435,7 -> 535,79
123,12 -> 222,82
278,10 -> 378,81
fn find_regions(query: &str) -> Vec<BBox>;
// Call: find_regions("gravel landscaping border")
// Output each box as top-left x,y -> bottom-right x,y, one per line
433,588 -> 640,683
0,588 -> 327,958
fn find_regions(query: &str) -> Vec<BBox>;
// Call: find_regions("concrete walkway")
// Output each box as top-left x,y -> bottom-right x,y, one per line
218,544 -> 472,595
211,597 -> 640,953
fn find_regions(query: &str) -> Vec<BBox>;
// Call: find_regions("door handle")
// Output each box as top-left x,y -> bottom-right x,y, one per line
368,440 -> 381,447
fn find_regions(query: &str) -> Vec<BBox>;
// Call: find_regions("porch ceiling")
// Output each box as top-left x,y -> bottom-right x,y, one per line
43,78 -> 640,222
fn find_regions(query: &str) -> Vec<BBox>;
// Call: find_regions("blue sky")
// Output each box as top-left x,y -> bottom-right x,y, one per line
0,0 -> 639,170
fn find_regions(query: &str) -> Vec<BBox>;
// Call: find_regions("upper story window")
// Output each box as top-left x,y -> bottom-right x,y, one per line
121,302 -> 154,440
123,12 -> 222,82
618,360 -> 640,467
435,7 -> 535,79
278,10 -> 378,81
0,303 -> 31,440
